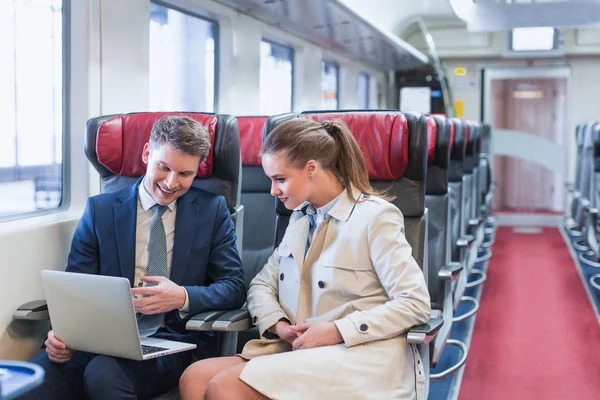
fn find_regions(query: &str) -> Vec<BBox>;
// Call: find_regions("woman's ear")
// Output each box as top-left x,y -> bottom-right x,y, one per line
306,160 -> 317,180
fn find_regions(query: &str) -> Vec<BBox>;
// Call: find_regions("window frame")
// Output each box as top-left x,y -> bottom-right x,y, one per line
0,0 -> 72,223
358,71 -> 370,109
150,0 -> 220,112
260,38 -> 295,113
322,59 -> 340,110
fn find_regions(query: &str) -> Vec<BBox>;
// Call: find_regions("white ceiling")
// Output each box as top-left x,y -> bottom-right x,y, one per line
339,0 -> 458,35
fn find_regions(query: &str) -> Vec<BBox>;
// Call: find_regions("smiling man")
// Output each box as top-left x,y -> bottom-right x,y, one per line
25,115 -> 246,400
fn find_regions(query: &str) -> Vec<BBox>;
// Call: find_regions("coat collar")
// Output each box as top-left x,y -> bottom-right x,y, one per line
279,186 -> 363,273
327,186 -> 362,222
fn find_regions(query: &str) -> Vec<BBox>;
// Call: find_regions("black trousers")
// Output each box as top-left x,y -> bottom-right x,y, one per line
20,349 -> 193,400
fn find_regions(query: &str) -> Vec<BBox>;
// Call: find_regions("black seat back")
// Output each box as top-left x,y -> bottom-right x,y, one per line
238,116 -> 275,287
265,110 -> 428,269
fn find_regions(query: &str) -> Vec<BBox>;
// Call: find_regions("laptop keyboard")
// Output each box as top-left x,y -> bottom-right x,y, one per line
141,344 -> 169,355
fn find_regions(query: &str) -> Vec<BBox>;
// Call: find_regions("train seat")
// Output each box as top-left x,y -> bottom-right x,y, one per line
85,111 -> 248,356
447,119 -> 479,319
567,124 -> 588,234
479,123 -> 496,229
237,116 -> 274,288
424,115 -> 467,380
576,123 -> 600,268
265,109 -> 443,397
463,121 -> 487,285
569,123 -> 598,239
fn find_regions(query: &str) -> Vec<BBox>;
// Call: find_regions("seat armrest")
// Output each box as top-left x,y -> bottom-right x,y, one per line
14,300 -> 49,320
457,235 -> 475,248
406,317 -> 444,345
439,262 -> 463,281
468,218 -> 483,235
469,218 -> 482,227
212,309 -> 252,332
185,310 -> 229,331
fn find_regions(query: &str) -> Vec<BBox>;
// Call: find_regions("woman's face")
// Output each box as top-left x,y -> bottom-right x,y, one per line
262,152 -> 313,210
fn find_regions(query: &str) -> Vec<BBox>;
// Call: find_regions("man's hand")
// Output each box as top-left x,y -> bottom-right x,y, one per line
131,276 -> 186,315
290,322 -> 344,350
269,320 -> 300,345
45,330 -> 75,363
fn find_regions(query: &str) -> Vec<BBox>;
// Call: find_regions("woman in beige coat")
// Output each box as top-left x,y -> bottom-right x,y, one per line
179,118 -> 431,400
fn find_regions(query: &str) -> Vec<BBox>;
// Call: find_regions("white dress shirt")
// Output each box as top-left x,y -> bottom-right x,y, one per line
135,179 -> 189,315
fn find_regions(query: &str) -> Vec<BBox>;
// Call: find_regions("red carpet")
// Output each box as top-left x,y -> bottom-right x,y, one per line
459,227 -> 600,400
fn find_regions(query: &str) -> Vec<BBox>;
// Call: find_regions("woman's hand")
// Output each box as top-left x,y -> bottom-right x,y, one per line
270,320 -> 300,345
289,322 -> 344,350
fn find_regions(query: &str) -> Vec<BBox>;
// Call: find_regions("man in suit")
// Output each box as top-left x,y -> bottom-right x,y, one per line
25,116 -> 246,399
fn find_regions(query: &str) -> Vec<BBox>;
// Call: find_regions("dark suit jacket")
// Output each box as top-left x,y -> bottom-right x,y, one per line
66,177 -> 246,354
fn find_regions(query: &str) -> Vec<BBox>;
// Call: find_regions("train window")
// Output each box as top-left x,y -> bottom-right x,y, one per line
321,60 -> 339,110
149,2 -> 217,112
260,40 -> 294,114
0,0 -> 67,219
358,72 -> 370,109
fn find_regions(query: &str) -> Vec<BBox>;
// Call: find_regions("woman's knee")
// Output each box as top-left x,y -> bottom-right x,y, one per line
205,363 -> 252,400
205,370 -> 234,400
179,360 -> 211,399
180,357 -> 241,399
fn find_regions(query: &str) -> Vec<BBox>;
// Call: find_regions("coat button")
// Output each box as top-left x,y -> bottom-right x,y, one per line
280,273 -> 284,281
359,324 -> 368,332
318,280 -> 326,289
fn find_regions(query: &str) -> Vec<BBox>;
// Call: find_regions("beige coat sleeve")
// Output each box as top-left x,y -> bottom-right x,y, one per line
246,249 -> 290,337
334,203 -> 432,347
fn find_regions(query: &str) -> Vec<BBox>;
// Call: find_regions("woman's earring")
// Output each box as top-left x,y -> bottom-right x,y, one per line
310,175 -> 315,181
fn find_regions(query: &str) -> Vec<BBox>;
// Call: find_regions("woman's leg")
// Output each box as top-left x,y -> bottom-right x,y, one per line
206,361 -> 268,400
179,356 -> 245,400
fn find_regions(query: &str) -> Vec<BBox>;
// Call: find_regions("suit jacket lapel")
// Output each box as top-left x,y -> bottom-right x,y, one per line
114,181 -> 140,286
170,192 -> 198,285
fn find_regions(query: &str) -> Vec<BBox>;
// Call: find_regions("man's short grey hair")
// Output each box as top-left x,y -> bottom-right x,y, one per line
149,115 -> 211,160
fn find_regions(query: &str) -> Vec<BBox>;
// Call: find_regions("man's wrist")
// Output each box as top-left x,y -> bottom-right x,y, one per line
178,286 -> 187,309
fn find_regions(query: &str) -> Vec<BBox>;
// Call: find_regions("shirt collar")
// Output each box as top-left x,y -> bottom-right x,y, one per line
138,177 -> 176,212
305,191 -> 343,221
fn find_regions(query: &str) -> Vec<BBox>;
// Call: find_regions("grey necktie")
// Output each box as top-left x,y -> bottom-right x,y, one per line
137,204 -> 168,337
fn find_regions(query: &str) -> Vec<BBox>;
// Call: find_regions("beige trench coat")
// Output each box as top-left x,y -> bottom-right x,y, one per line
240,188 -> 431,399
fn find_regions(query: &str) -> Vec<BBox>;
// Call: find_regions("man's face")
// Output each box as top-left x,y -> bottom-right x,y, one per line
141,142 -> 201,205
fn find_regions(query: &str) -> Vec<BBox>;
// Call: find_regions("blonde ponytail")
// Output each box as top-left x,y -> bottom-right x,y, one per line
261,118 -> 393,202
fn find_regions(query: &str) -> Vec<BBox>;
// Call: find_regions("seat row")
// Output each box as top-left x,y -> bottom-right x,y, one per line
15,109 -> 498,396
566,122 -> 600,290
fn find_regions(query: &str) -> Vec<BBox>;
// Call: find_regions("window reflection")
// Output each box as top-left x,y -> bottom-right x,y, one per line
260,40 -> 293,115
321,61 -> 339,110
358,72 -> 370,109
0,0 -> 64,217
149,2 -> 216,112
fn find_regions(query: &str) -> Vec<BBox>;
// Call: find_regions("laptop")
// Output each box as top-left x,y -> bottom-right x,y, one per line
41,270 -> 196,361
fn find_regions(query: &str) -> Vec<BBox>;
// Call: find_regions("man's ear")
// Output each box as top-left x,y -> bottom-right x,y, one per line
142,143 -> 150,165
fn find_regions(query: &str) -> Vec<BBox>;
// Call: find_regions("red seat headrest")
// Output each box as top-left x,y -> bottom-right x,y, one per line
426,117 -> 437,165
96,112 -> 217,178
301,112 -> 409,180
239,117 -> 269,167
